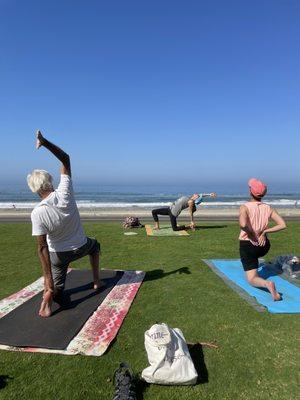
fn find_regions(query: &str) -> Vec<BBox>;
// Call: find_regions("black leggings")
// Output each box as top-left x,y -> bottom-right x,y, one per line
239,239 -> 271,271
152,207 -> 180,231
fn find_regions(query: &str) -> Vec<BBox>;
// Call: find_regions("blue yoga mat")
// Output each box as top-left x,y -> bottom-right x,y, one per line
206,259 -> 300,314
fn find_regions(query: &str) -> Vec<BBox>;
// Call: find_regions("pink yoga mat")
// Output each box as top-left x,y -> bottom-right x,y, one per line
0,269 -> 145,356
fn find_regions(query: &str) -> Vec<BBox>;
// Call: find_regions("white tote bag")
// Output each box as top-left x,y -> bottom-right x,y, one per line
141,323 -> 198,385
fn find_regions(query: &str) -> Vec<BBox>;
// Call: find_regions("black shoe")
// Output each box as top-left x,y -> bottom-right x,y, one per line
113,362 -> 137,400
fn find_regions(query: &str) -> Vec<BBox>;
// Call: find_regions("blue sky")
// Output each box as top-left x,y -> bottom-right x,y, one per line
0,0 -> 299,188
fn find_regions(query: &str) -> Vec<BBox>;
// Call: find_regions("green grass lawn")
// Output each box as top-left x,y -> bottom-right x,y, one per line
0,221 -> 299,400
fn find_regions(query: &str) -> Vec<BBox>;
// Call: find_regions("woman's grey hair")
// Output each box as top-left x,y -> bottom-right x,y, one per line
27,169 -> 54,193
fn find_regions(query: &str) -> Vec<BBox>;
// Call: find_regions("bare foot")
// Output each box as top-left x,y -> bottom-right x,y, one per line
153,226 -> 160,230
39,290 -> 52,317
187,225 -> 195,231
94,280 -> 103,290
266,281 -> 282,301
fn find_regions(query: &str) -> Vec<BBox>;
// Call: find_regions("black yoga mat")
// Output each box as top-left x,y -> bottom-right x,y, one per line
0,269 -> 123,350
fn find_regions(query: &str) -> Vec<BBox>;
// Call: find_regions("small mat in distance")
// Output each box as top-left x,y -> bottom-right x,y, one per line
145,225 -> 189,236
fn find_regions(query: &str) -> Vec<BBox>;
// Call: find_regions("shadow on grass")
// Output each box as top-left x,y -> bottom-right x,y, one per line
0,375 -> 13,389
188,343 -> 209,384
193,225 -> 228,230
144,267 -> 191,282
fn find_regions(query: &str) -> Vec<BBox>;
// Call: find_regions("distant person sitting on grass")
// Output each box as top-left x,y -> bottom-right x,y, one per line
27,131 -> 101,318
239,178 -> 286,301
152,192 -> 217,231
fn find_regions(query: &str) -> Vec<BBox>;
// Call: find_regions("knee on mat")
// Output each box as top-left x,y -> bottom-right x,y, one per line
173,226 -> 182,231
246,274 -> 256,285
247,276 -> 253,285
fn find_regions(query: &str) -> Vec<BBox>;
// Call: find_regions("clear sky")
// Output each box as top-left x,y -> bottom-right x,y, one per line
0,0 -> 299,188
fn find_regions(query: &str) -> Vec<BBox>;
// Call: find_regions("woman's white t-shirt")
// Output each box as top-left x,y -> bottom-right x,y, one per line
31,175 -> 87,252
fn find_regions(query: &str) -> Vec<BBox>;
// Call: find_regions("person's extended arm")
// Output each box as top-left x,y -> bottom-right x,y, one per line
239,205 -> 257,243
257,209 -> 286,245
36,130 -> 71,176
202,192 -> 217,198
36,235 -> 54,293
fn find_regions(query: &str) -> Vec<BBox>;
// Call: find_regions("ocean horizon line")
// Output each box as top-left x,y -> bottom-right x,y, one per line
1,183 -> 300,210
0,198 -> 299,210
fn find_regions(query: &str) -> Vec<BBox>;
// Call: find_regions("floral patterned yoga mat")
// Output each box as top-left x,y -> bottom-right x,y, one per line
0,269 -> 145,356
145,224 -> 189,236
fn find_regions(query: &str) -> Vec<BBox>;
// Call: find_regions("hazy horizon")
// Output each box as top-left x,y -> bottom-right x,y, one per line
0,179 -> 299,196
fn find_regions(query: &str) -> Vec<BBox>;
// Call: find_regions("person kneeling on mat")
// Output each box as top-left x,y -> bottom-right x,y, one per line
27,131 -> 101,317
152,192 -> 216,231
239,178 -> 286,301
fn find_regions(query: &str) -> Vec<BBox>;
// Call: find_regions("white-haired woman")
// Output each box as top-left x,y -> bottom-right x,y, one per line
27,131 -> 101,317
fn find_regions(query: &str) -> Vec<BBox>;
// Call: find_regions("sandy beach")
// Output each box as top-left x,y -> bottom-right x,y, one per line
1,207 -> 300,222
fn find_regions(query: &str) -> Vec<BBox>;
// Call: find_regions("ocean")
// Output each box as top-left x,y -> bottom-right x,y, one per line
0,184 -> 299,210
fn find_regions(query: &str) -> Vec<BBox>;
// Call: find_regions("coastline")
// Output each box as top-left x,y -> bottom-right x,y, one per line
1,207 -> 300,222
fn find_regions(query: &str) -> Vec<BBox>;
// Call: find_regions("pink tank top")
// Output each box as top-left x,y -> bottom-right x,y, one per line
239,201 -> 272,242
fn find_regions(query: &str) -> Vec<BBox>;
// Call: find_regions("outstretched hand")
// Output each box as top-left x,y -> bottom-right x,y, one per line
36,130 -> 45,149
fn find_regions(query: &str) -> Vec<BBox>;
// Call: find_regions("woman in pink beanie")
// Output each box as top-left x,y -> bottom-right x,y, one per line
239,178 -> 287,301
